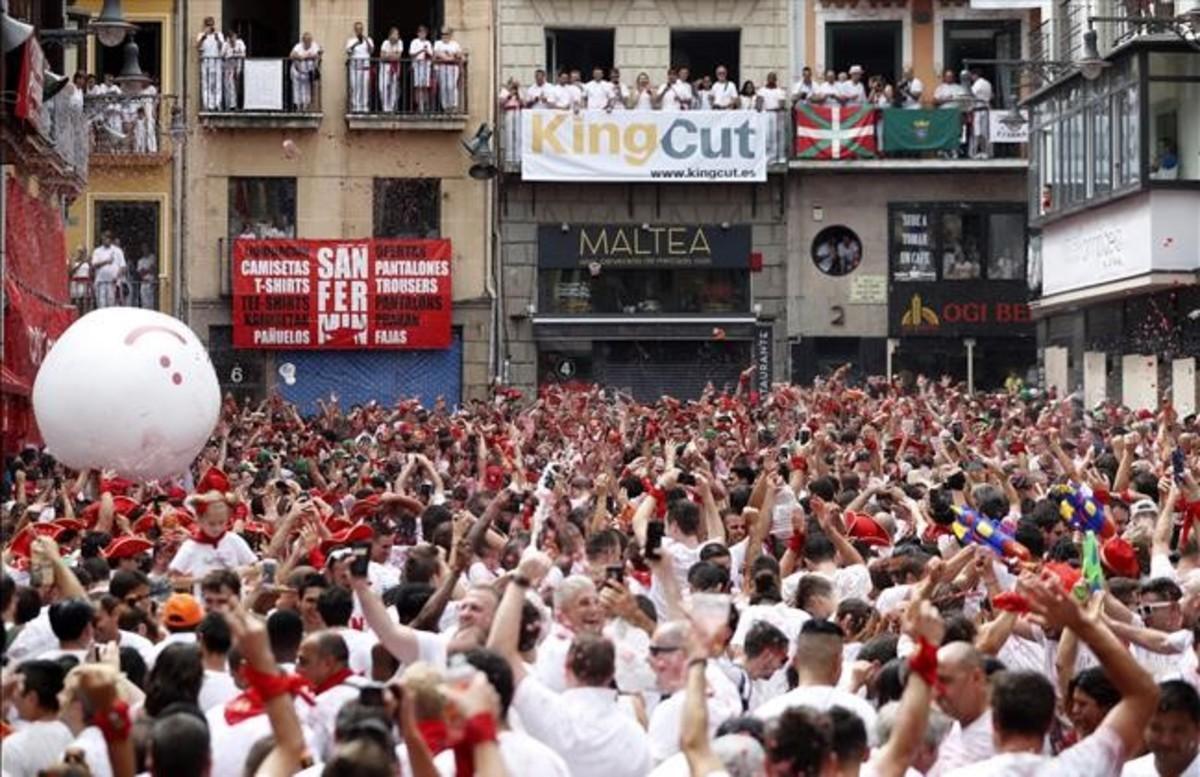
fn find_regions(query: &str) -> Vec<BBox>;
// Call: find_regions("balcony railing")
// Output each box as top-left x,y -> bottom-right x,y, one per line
198,55 -> 322,128
84,93 -> 176,163
344,56 -> 468,128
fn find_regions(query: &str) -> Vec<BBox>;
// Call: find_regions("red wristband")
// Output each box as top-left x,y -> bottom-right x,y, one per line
463,712 -> 498,747
787,530 -> 805,554
646,484 -> 668,518
92,700 -> 131,743
789,456 -> 806,472
243,663 -> 301,702
908,637 -> 940,689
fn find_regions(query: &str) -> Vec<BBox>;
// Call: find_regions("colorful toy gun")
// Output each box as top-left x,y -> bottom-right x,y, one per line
1050,483 -> 1115,539
951,506 -> 1032,562
1075,530 -> 1106,600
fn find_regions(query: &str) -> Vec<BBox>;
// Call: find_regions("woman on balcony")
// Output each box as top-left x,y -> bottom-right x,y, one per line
379,27 -> 403,113
409,25 -> 433,113
345,21 -> 375,114
289,32 -> 322,111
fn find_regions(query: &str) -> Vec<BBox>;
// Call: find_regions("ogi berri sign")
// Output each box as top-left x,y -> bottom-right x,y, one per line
520,110 -> 766,182
232,239 -> 452,349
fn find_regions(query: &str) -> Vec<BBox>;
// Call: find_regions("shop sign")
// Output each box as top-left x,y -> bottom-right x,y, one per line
538,224 -> 751,269
849,274 -> 887,304
890,281 -> 1032,337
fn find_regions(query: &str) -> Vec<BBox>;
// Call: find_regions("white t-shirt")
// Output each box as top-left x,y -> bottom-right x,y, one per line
1122,750 -> 1200,776
70,726 -> 113,777
837,80 -> 866,104
812,82 -> 838,102
929,710 -> 996,777
971,78 -> 994,105
1133,629 -> 1197,682
658,82 -> 682,111
730,601 -> 810,654
379,39 -> 404,60
367,559 -> 400,596
205,703 -> 323,777
434,729 -> 571,777
91,245 -> 122,283
433,39 -> 462,64
345,36 -> 374,59
198,668 -> 239,711
782,564 -> 871,605
583,79 -> 614,110
334,626 -> 379,676
791,80 -> 814,101
168,532 -> 257,580
758,86 -> 787,111
409,38 -> 433,61
534,623 -> 575,692
2,720 -> 75,777
709,81 -> 738,109
753,684 -> 881,746
197,31 -> 224,58
648,664 -> 745,763
944,724 -> 1126,777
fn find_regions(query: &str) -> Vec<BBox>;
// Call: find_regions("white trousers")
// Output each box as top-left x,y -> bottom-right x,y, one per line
379,62 -> 400,112
436,64 -> 459,112
349,60 -> 371,112
201,59 -> 222,110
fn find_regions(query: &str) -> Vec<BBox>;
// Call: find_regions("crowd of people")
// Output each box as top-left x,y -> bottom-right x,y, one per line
69,231 -> 158,312
196,18 -> 465,114
2,370 -> 1199,777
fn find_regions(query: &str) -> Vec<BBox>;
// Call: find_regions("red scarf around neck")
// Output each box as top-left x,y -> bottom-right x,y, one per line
191,528 -> 226,546
223,675 -> 314,725
312,667 -> 355,695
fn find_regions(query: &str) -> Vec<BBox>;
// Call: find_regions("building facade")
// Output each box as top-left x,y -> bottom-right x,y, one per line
181,0 -> 494,407
496,0 -> 791,400
1025,1 -> 1200,414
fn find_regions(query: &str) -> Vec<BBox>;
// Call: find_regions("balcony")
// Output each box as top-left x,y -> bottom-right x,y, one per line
345,57 -> 469,131
85,93 -> 177,166
197,56 -> 322,130
2,84 -> 89,196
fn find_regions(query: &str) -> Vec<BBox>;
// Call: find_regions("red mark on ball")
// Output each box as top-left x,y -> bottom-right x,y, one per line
160,356 -> 171,367
172,373 -> 183,385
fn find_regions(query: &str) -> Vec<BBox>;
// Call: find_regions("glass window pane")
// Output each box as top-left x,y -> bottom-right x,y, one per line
538,269 -> 749,314
1149,52 -> 1200,78
1149,80 -> 1200,182
1093,99 -> 1112,195
940,211 -> 984,280
1121,84 -> 1140,187
892,209 -> 936,281
987,213 -> 1024,279
228,177 -> 297,239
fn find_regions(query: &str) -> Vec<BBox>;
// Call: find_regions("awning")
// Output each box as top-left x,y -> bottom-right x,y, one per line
1030,271 -> 1198,317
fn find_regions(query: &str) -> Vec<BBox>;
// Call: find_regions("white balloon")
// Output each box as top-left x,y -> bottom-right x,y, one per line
32,308 -> 220,480
279,362 -> 296,386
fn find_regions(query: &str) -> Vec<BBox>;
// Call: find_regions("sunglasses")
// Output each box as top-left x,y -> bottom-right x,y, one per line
1136,601 -> 1176,618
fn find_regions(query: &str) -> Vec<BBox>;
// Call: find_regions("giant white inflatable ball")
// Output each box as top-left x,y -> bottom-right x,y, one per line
33,308 -> 220,480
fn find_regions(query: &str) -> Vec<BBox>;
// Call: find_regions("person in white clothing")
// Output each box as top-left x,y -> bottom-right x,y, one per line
927,641 -> 995,776
197,612 -> 239,712
582,67 -> 614,111
838,65 -> 867,105
297,630 -> 371,759
674,67 -> 696,109
534,575 -> 606,691
135,243 -> 157,309
378,27 -> 404,113
791,66 -> 815,103
221,30 -> 245,110
433,28 -> 463,113
657,69 -> 682,111
409,25 -> 434,112
2,660 -> 76,777
757,72 -> 788,162
168,473 -> 258,588
933,69 -> 970,109
524,69 -> 551,108
490,552 -> 653,777
1121,680 -> 1200,777
345,22 -> 374,113
69,246 -> 91,311
195,17 -> 225,111
609,68 -> 632,109
898,65 -> 924,108
289,33 -> 322,111
810,70 -> 839,104
632,71 -> 655,110
91,231 -> 123,308
708,65 -> 738,109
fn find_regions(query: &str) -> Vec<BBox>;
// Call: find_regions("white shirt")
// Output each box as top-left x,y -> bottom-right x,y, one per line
290,42 -> 320,62
648,664 -> 744,763
368,559 -> 400,596
168,532 -> 257,581
205,703 -> 323,777
1123,750 -> 1200,776
633,87 -> 655,110
409,38 -> 433,61
658,82 -> 682,111
837,80 -> 866,104
709,81 -> 738,109
533,623 -> 575,692
70,726 -> 113,777
379,39 -> 404,60
782,564 -> 871,605
221,39 -> 246,60
730,601 -> 810,654
583,79 -> 614,110
791,80 -> 815,101
672,81 -> 695,109
1134,629 -> 1197,682
334,626 -> 379,676
197,30 -> 224,57
2,720 -> 75,777
945,724 -> 1126,777
147,631 -> 197,669
970,77 -> 994,105
934,82 -> 970,108
526,82 -> 551,107
6,607 -> 56,663
198,668 -> 239,711
758,86 -> 787,111
753,684 -> 880,746
91,245 -> 122,283
611,82 -> 631,109
812,81 -> 839,102
345,35 -> 374,59
930,710 -> 996,776
434,729 -> 571,777
650,537 -> 723,618
903,77 -> 925,107
511,680 -> 652,777
433,39 -> 461,64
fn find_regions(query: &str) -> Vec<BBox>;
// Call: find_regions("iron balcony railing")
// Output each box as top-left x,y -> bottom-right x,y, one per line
84,93 -> 176,158
344,56 -> 468,117
199,54 -> 323,114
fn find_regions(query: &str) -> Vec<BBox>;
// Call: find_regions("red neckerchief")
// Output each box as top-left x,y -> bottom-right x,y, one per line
191,529 -> 225,546
223,676 -> 313,725
312,667 -> 354,695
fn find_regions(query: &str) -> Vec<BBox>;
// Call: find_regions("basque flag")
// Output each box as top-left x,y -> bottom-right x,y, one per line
793,104 -> 878,160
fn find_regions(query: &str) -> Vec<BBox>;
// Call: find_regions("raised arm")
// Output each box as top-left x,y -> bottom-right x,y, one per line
872,601 -> 945,777
486,552 -> 551,686
350,574 -> 422,664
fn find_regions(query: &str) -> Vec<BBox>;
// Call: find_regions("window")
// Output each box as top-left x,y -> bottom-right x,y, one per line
228,178 -> 297,240
824,22 -> 899,85
811,226 -> 863,276
94,200 -> 160,309
670,29 -> 740,84
889,203 -> 1025,282
369,0 -> 442,47
1148,53 -> 1200,182
943,21 -> 1021,108
97,24 -> 162,84
537,268 -> 750,315
545,28 -> 614,77
373,179 -> 440,238
223,0 -> 298,58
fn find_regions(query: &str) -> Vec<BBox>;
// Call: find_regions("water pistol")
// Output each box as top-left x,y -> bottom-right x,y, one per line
951,505 -> 1031,562
1049,483 -> 1115,539
1075,530 -> 1106,600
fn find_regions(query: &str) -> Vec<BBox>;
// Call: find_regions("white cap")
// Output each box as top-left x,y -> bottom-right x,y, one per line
1130,498 -> 1158,516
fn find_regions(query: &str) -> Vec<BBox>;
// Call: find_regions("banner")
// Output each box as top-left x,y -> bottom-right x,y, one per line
881,108 -> 961,152
988,110 -> 1030,144
538,224 -> 752,269
15,38 -> 45,133
243,59 -> 284,110
232,239 -> 452,350
794,104 -> 877,160
889,281 -> 1032,338
5,177 -> 68,301
519,109 -> 766,183
3,280 -> 77,394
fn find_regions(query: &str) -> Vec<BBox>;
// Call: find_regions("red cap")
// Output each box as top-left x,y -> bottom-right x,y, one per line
1100,537 -> 1140,579
844,511 -> 892,547
241,520 -> 272,537
7,525 -> 54,559
166,486 -> 188,504
324,516 -> 353,535
100,477 -> 134,496
1136,409 -> 1154,420
320,522 -> 374,553
196,467 -> 231,495
81,496 -> 141,528
102,536 -> 154,560
350,495 -> 382,523
131,513 -> 159,535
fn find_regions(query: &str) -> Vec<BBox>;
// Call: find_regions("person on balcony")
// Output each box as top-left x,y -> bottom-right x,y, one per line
810,70 -> 838,104
791,66 -> 815,104
897,65 -> 924,109
525,69 -> 551,109
583,67 -> 614,111
379,27 -> 403,113
758,72 -> 787,162
136,243 -> 157,311
345,22 -> 375,114
289,32 -> 322,111
69,247 -> 92,314
609,68 -> 631,110
91,232 -> 124,309
632,72 -> 655,110
409,25 -> 434,112
433,28 -> 463,113
933,69 -> 969,109
709,66 -> 738,110
838,65 -> 866,105
221,30 -> 245,111
196,17 -> 225,111
674,67 -> 696,110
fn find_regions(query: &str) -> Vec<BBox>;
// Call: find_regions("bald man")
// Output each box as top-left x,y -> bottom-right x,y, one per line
929,641 -> 994,776
753,619 -> 879,745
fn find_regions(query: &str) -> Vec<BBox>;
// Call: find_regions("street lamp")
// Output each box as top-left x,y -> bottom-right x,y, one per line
1076,29 -> 1109,82
89,0 -> 136,48
114,34 -> 150,92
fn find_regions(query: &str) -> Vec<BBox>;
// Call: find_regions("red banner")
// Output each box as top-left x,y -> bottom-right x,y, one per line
2,280 -> 77,395
232,238 -> 453,350
5,177 -> 68,302
15,38 -> 45,132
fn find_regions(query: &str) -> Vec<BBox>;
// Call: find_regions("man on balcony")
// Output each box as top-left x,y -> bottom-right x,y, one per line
709,66 -> 738,110
838,65 -> 866,105
346,22 -> 375,114
410,26 -> 434,113
196,17 -> 225,111
91,232 -> 124,309
583,67 -> 614,111
379,28 -> 403,113
525,69 -> 551,109
290,33 -> 322,111
221,30 -> 245,111
790,67 -> 815,104
433,28 -> 463,113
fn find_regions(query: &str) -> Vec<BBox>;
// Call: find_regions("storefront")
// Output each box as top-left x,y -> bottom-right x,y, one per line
886,201 -> 1035,388
532,222 -> 763,400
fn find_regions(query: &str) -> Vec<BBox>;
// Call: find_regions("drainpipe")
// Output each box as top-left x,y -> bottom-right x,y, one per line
172,0 -> 188,323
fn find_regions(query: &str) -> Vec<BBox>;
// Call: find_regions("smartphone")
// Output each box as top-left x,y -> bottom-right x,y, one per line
605,565 -> 624,585
350,545 -> 370,578
359,684 -> 385,707
261,559 -> 277,585
645,521 -> 665,561
798,429 -> 812,445
1172,448 -> 1186,483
